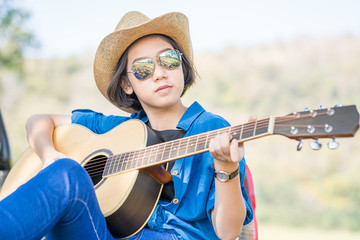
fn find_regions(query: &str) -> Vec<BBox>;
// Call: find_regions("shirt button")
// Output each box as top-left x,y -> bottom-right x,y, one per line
173,198 -> 179,204
172,170 -> 178,176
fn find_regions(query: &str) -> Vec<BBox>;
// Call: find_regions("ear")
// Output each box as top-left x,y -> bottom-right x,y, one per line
121,77 -> 134,95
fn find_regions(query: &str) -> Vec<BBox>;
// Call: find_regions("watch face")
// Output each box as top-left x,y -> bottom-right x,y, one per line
216,171 -> 229,182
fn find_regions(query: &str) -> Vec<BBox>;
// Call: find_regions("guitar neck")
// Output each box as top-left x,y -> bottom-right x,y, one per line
103,117 -> 275,177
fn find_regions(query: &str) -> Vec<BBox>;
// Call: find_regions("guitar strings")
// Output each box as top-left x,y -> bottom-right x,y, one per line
85,112 -> 326,178
85,116 -> 317,178
84,111 -> 330,178
84,120 -> 271,177
84,118 -> 272,175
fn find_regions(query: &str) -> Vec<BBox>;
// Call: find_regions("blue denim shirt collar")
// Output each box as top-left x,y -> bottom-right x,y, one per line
130,101 -> 205,132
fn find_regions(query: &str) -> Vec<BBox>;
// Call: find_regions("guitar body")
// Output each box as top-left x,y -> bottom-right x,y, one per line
0,120 -> 164,238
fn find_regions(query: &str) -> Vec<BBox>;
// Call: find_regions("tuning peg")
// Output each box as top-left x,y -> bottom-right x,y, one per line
327,138 -> 339,150
319,105 -> 325,110
310,139 -> 322,150
334,104 -> 344,108
303,106 -> 309,111
296,139 -> 303,151
327,108 -> 335,116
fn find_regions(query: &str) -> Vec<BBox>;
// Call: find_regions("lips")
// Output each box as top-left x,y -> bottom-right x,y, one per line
156,85 -> 172,92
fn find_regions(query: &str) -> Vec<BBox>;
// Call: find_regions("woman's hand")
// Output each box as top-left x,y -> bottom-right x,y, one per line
209,132 -> 244,171
26,114 -> 71,169
209,115 -> 257,171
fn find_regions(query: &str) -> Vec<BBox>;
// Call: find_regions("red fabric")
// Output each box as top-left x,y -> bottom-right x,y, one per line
244,166 -> 258,240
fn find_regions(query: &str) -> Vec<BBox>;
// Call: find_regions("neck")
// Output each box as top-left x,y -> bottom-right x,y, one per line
103,116 -> 276,177
144,102 -> 187,130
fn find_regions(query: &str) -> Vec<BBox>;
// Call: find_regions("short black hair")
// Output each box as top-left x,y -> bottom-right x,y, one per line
107,34 -> 196,112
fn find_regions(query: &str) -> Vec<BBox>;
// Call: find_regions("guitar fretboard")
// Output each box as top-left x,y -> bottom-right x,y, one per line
103,117 -> 275,177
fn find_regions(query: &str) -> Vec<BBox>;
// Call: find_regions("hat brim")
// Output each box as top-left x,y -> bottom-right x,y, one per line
93,12 -> 192,113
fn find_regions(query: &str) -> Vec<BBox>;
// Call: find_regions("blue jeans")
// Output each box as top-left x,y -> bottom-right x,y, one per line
0,158 -> 178,240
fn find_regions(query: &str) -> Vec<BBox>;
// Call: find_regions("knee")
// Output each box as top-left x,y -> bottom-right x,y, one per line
50,158 -> 84,175
46,158 -> 92,188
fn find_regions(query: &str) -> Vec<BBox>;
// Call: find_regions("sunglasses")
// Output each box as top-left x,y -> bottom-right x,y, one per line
127,49 -> 183,81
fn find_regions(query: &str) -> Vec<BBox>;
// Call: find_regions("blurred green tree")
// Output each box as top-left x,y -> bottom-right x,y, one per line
0,0 -> 37,91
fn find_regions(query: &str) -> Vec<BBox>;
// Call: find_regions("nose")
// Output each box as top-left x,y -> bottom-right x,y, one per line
152,63 -> 167,81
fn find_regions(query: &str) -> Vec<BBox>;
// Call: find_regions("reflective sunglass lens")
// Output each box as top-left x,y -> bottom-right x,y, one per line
159,49 -> 182,70
132,59 -> 155,80
130,49 -> 182,80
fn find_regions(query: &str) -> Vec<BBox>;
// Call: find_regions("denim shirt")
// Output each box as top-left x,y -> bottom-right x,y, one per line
71,101 -> 253,240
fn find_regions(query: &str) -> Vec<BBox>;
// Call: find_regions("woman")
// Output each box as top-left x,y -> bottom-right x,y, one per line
0,11 -> 253,240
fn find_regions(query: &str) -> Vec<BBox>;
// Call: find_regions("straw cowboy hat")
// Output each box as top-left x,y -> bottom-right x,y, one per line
93,11 -> 193,112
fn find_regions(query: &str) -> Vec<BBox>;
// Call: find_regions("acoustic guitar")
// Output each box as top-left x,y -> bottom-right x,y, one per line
0,105 -> 358,238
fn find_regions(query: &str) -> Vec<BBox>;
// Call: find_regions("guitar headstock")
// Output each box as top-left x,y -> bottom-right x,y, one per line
274,105 -> 359,150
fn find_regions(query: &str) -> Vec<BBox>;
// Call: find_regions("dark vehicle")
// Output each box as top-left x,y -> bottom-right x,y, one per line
0,110 -> 11,188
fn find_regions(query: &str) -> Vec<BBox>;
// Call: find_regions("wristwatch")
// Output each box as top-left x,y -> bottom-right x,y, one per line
214,167 -> 239,182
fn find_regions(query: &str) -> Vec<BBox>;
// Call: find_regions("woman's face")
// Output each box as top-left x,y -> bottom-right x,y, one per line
123,35 -> 185,112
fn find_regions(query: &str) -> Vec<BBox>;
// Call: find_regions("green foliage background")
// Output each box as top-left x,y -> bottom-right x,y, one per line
1,34 -> 360,232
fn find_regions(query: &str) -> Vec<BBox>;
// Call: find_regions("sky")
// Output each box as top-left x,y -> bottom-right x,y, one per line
14,0 -> 360,58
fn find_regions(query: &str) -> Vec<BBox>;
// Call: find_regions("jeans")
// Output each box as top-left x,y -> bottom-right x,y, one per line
0,158 -> 178,240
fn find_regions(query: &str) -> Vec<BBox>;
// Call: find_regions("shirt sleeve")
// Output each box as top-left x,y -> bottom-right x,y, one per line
71,109 -> 130,134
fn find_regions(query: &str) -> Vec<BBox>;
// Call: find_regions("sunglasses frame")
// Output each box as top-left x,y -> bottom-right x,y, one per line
127,49 -> 183,81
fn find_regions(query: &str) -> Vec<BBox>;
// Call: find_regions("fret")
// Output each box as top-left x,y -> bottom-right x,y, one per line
205,132 -> 211,149
121,153 -> 129,171
170,139 -> 181,159
111,154 -> 118,174
158,143 -> 166,163
227,127 -> 231,136
185,137 -> 190,155
115,154 -> 122,173
187,136 -> 197,153
148,146 -> 157,165
204,133 -> 209,149
104,156 -> 111,175
142,147 -> 151,166
241,122 -> 255,140
196,133 -> 207,151
153,145 -> 163,163
178,137 -> 189,156
255,119 -> 270,136
138,148 -> 146,167
130,151 -> 137,169
123,152 -> 131,171
116,154 -> 124,173
109,154 -> 116,174
133,150 -> 141,169
103,156 -> 111,176
162,141 -> 172,161
129,151 -> 136,169
125,152 -> 132,170
206,130 -> 218,149
176,140 -> 180,157
231,125 -> 242,140
239,124 -> 244,140
253,121 -> 257,136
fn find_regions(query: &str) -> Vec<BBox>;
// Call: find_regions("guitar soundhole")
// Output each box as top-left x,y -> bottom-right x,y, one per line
84,155 -> 107,186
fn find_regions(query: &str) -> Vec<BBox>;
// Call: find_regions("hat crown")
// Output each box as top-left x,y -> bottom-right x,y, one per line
115,11 -> 150,30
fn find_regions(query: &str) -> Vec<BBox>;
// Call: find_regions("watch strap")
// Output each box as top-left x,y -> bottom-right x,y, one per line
228,167 -> 239,180
214,166 -> 239,182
